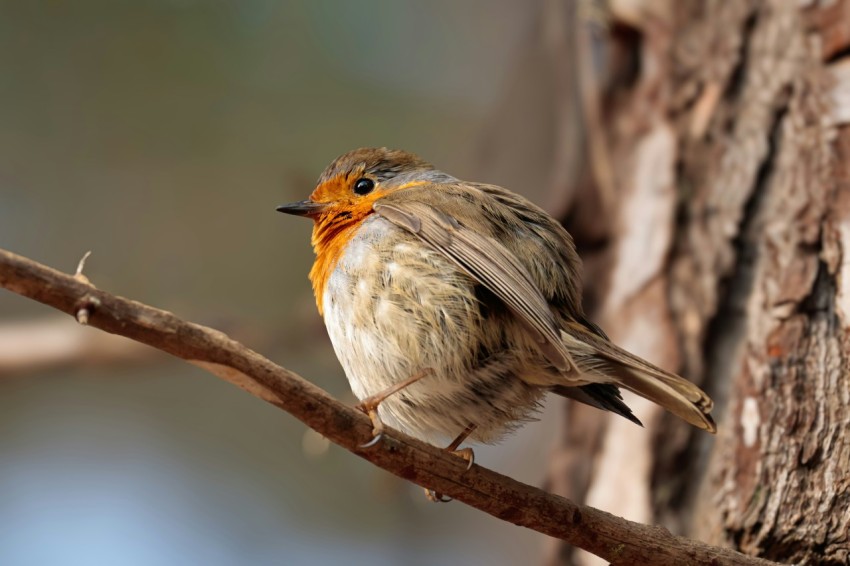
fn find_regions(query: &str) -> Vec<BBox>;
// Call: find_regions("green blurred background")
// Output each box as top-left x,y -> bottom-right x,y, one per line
0,1 -> 565,564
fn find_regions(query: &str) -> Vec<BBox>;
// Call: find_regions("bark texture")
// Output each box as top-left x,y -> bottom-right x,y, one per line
538,1 -> 850,564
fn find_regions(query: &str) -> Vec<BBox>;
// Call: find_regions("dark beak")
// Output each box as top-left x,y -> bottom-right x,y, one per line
276,200 -> 327,218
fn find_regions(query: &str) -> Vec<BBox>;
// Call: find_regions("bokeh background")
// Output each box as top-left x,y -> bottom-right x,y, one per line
0,2 -> 567,564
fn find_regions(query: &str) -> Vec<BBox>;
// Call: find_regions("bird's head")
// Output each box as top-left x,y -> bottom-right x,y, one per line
277,147 -> 446,312
277,147 -> 438,222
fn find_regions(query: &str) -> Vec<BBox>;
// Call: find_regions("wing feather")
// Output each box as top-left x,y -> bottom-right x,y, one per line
374,199 -> 577,374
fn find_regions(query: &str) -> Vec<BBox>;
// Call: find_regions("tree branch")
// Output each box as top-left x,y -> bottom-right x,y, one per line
0,317 -> 155,375
0,247 -> 778,566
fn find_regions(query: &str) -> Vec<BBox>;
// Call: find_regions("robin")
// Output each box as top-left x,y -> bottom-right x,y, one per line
277,147 -> 715,490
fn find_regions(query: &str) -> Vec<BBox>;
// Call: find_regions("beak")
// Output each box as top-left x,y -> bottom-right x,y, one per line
276,200 -> 327,218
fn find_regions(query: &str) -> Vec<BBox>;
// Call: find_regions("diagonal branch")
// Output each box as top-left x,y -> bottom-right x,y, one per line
0,247 -> 778,566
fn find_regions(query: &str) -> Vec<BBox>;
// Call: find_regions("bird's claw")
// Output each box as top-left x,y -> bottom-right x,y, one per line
421,446 -> 475,503
354,369 -> 435,449
424,488 -> 453,503
356,405 -> 385,448
451,447 -> 475,471
359,431 -> 383,448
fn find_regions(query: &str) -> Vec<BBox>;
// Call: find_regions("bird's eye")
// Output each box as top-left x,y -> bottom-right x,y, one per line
353,178 -> 375,195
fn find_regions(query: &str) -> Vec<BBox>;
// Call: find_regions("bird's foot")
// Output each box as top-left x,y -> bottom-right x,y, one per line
423,424 -> 477,503
355,368 -> 434,448
356,406 -> 385,448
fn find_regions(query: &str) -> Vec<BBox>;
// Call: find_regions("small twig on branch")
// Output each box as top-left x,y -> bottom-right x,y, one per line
0,247 -> 779,566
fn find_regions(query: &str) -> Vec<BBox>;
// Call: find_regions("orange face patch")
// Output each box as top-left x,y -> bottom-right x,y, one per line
306,174 -> 427,314
308,173 -> 384,314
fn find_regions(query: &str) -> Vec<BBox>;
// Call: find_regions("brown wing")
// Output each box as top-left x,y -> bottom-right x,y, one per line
470,182 -> 585,322
374,197 -> 578,375
375,184 -> 715,432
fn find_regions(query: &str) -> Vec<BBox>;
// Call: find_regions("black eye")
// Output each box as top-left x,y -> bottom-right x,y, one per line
353,178 -> 375,195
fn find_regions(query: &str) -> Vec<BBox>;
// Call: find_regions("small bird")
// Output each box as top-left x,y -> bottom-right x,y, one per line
278,148 -> 715,476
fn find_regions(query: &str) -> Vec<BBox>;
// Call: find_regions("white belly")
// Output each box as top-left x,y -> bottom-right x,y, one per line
321,215 -> 545,443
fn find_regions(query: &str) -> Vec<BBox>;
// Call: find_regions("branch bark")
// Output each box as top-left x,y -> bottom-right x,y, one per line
0,247 -> 778,566
0,317 -> 155,375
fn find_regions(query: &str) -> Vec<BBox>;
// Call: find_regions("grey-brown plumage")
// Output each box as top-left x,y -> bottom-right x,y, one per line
279,147 -> 716,445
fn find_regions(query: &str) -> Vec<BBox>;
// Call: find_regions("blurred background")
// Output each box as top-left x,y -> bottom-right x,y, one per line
0,1 -> 567,564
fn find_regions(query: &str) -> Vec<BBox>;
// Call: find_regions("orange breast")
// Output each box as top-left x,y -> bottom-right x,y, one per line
308,201 -> 375,315
306,180 -> 427,315
309,224 -> 360,314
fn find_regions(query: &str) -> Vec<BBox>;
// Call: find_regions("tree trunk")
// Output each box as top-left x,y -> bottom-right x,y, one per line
531,1 -> 850,564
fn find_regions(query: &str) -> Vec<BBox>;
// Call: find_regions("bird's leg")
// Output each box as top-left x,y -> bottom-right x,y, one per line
446,422 -> 477,469
425,423 -> 477,503
356,368 -> 433,448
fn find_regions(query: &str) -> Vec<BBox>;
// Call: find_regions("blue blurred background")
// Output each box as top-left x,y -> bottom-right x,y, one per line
0,1 -> 566,564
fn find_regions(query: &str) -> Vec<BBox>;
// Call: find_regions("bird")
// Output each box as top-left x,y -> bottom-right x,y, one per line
277,147 -> 715,487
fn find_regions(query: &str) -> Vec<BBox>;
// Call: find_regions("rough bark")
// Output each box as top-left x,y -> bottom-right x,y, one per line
541,1 -> 850,564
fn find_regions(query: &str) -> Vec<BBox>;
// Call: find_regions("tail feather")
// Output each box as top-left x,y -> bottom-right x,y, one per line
561,321 -> 717,433
611,358 -> 716,433
551,383 -> 643,427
